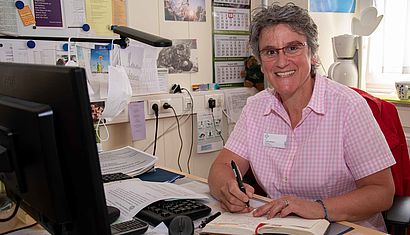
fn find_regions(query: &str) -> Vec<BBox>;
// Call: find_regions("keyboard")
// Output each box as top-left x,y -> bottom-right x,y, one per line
111,218 -> 148,235
135,199 -> 211,226
102,172 -> 132,183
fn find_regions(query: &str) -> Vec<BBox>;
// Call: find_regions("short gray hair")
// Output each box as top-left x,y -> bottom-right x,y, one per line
249,2 -> 319,76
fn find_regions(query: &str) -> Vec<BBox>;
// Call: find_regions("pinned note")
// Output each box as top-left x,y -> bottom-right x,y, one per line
18,6 -> 36,26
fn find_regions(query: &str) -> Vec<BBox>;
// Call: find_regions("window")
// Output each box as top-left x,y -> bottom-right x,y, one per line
366,0 -> 410,95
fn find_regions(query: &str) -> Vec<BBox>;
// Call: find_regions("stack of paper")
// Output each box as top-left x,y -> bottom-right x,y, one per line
99,146 -> 157,177
104,179 -> 209,223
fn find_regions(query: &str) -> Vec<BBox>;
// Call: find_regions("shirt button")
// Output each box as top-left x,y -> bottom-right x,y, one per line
283,177 -> 287,183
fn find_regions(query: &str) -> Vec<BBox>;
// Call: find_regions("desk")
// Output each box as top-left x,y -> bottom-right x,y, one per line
1,166 -> 388,235
163,166 -> 388,235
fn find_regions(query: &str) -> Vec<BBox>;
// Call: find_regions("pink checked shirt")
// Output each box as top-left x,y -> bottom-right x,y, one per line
225,75 -> 396,231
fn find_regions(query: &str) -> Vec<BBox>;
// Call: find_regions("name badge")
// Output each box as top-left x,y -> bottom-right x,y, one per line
263,133 -> 287,148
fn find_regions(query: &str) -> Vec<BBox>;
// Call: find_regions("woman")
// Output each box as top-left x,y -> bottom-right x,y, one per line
208,3 -> 395,232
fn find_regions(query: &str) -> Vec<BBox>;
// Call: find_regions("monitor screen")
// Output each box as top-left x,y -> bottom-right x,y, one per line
0,62 -> 111,234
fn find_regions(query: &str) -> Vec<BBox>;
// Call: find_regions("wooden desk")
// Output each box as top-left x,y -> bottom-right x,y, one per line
1,166 -> 388,235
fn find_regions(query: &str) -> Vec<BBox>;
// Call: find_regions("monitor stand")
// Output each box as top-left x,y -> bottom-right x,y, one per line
107,206 -> 120,224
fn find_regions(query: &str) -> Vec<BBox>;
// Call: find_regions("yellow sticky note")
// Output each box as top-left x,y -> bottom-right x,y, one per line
18,6 -> 36,26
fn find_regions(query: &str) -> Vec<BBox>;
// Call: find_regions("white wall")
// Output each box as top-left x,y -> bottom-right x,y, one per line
103,0 -> 362,178
126,0 -> 213,90
125,0 -> 359,87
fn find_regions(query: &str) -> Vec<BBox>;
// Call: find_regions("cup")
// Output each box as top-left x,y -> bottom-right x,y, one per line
395,81 -> 410,100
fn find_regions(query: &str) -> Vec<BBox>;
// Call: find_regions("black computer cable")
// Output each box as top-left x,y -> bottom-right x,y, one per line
152,103 -> 159,156
163,103 -> 183,172
181,87 -> 194,174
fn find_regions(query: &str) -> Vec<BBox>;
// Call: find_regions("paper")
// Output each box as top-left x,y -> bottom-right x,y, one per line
104,179 -> 209,222
64,0 -> 87,27
223,88 -> 257,123
128,101 -> 146,141
99,146 -> 157,177
33,0 -> 63,28
85,0 -> 113,36
0,0 -> 18,35
18,5 -> 36,26
202,213 -> 329,235
196,108 -> 224,153
112,0 -> 127,26
0,41 -> 14,62
119,41 -> 168,95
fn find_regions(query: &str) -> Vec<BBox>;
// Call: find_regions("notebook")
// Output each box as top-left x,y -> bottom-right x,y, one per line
200,212 -> 330,235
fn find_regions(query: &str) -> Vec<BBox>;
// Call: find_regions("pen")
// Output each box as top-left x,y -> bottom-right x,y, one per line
199,211 -> 221,228
230,160 -> 250,207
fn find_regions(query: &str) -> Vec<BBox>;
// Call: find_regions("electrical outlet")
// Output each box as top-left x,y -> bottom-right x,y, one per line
148,100 -> 160,115
184,97 -> 192,111
205,94 -> 223,108
160,98 -> 172,113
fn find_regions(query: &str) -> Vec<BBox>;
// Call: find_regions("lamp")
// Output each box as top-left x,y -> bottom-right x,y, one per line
110,25 -> 172,47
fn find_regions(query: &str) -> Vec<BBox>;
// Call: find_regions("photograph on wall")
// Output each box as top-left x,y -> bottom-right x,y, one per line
310,0 -> 356,13
55,44 -> 77,66
157,39 -> 199,74
90,101 -> 105,123
164,0 -> 206,22
90,45 -> 110,73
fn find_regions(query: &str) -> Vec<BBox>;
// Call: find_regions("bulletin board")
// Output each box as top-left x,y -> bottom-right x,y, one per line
0,0 -> 127,38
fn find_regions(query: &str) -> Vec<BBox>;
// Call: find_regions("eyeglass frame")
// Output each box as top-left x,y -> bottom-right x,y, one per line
258,41 -> 308,62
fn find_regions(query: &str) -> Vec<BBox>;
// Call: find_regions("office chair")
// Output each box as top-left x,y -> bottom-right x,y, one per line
385,196 -> 410,235
351,88 -> 410,235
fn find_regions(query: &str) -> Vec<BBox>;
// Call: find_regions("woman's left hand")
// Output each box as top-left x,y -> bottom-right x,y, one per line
252,196 -> 325,220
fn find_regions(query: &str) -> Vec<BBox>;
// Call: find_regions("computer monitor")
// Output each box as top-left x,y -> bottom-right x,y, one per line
0,62 -> 111,234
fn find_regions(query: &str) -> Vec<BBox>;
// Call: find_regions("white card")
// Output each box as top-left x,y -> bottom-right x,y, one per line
263,133 -> 287,148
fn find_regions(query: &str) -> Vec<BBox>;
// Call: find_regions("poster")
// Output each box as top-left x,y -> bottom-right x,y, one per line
164,0 -> 206,22
310,0 -> 356,13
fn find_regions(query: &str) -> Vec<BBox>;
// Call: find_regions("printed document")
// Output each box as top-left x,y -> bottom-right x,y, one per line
104,179 -> 208,223
99,146 -> 157,177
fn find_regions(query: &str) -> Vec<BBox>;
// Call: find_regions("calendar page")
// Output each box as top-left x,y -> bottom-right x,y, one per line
212,0 -> 251,87
214,61 -> 245,84
214,34 -> 249,58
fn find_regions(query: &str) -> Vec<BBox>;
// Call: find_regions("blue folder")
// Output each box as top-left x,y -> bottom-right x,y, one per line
136,168 -> 185,183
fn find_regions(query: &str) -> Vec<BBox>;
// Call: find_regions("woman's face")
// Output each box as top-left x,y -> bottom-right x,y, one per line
259,23 -> 314,100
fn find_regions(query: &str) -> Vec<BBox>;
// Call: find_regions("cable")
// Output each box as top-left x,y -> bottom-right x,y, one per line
181,88 -> 194,174
152,103 -> 159,156
142,110 -> 191,152
211,109 -> 225,145
207,98 -> 224,145
96,118 -> 110,142
222,108 -> 236,124
163,103 -> 183,172
0,199 -> 20,222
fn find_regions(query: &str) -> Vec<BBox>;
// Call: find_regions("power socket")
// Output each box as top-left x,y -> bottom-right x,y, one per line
205,94 -> 223,109
148,100 -> 160,115
208,98 -> 216,109
183,97 -> 193,111
160,98 -> 172,113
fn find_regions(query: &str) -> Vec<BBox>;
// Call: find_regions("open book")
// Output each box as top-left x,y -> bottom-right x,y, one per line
200,212 -> 329,235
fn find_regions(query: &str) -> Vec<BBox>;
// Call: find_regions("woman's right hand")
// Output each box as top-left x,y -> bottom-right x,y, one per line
218,179 -> 254,213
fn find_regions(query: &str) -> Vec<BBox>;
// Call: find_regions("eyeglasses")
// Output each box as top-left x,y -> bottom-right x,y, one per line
259,42 -> 307,62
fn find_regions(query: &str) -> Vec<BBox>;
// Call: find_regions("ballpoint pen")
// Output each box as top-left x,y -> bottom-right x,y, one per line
198,211 -> 222,228
230,160 -> 250,207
